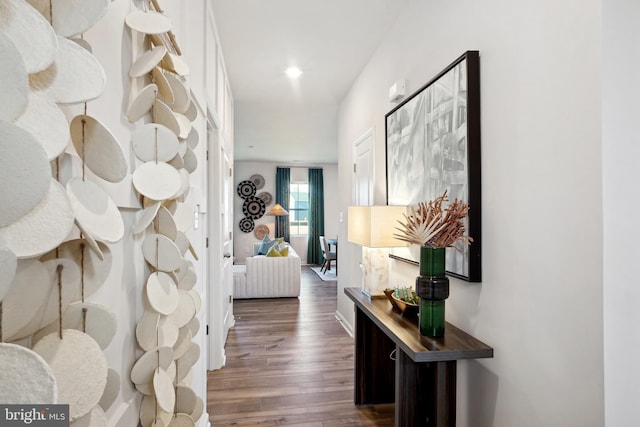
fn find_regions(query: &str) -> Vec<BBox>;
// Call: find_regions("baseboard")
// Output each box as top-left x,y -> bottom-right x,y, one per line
335,310 -> 353,337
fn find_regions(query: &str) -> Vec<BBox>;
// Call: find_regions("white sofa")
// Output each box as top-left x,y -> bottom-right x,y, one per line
233,244 -> 301,299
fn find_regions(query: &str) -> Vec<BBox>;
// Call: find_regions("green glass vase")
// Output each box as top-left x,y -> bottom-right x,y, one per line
415,247 -> 449,337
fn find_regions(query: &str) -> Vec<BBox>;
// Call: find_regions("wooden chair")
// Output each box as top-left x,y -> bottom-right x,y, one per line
319,236 -> 337,273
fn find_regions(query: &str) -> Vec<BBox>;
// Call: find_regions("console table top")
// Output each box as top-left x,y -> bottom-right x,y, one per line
345,287 -> 494,363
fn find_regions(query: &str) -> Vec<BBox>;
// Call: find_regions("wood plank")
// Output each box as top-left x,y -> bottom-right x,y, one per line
208,268 -> 393,426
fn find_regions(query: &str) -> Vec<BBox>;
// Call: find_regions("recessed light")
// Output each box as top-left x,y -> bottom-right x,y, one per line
285,66 -> 303,79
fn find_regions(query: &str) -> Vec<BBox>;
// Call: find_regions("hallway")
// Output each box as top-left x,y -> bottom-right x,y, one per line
207,267 -> 394,426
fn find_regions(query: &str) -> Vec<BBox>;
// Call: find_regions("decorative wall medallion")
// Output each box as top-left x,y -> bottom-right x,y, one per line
242,196 -> 266,219
249,174 -> 265,190
256,191 -> 272,206
236,180 -> 256,199
238,217 -> 254,233
254,224 -> 269,240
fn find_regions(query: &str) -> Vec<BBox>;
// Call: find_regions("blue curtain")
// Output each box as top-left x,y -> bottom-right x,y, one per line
275,167 -> 290,242
307,168 -> 325,265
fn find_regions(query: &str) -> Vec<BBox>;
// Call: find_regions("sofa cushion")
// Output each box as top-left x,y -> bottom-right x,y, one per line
266,245 -> 289,257
257,235 -> 277,255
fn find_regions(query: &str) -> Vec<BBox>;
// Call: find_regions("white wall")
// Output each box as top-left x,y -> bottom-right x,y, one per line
337,1 -> 604,426
234,161 -> 339,264
602,0 -> 640,425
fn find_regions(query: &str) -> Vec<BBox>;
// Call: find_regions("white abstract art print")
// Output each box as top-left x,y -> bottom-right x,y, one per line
386,51 -> 482,282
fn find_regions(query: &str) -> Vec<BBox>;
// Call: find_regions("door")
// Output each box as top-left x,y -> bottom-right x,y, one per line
352,129 -> 375,290
207,116 -> 235,371
353,128 -> 374,206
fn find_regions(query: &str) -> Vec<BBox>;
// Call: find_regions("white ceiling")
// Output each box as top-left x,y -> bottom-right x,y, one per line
211,0 -> 407,164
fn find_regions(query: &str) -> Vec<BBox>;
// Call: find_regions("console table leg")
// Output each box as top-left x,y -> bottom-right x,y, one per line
354,307 -> 395,405
395,347 -> 457,427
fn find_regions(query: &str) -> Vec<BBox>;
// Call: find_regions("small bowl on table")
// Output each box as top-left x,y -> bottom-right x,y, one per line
383,288 -> 419,317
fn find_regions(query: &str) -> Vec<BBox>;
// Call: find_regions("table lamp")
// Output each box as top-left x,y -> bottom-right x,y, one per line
347,206 -> 408,298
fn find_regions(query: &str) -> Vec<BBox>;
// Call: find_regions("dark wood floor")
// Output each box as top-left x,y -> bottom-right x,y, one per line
207,267 -> 394,426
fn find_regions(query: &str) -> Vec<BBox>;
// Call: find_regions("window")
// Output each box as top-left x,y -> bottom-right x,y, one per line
289,183 -> 309,236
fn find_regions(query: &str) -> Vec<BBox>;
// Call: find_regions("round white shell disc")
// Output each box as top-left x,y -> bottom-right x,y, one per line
146,272 -> 179,315
0,245 -> 17,301
125,10 -> 172,34
167,414 -> 195,427
169,290 -> 196,329
0,0 -> 57,73
0,121 -> 50,227
175,386 -> 197,416
32,330 -> 108,421
33,302 -> 117,350
66,177 -> 124,244
0,179 -> 74,259
1,259 -> 50,340
140,396 -> 173,427
0,343 -> 57,403
185,316 -> 199,337
99,369 -> 120,411
165,73 -> 190,113
142,234 -> 182,272
130,45 -> 167,77
43,239 -> 113,293
70,37 -> 92,52
15,92 -> 70,160
136,310 -> 160,351
185,100 -> 198,122
183,147 -> 198,174
130,346 -> 173,385
177,268 -> 197,291
69,405 -> 107,427
133,162 -> 182,201
174,232 -> 189,256
153,99 -> 181,137
126,83 -> 158,123
172,202 -> 194,233
132,123 -> 179,163
168,153 -> 184,170
137,312 -> 179,351
191,397 -> 204,423
156,206 -> 178,241
0,33 -> 28,121
163,53 -> 190,77
186,127 -> 199,150
172,327 -> 192,360
189,289 -> 202,314
70,115 -> 127,183
176,343 -> 200,383
27,0 -> 109,38
12,258 -> 82,341
152,67 -> 175,105
157,315 -> 179,348
30,36 -> 106,105
174,112 -> 192,139
153,368 -> 175,412
173,170 -> 190,200
133,201 -> 161,235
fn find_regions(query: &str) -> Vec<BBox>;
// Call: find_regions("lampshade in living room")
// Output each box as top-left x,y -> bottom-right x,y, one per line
347,206 -> 408,248
267,203 -> 289,216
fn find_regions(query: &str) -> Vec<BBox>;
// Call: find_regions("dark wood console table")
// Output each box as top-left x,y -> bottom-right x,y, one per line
345,287 -> 493,427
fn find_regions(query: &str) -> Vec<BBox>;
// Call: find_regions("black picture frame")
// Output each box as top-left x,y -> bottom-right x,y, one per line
385,51 -> 481,282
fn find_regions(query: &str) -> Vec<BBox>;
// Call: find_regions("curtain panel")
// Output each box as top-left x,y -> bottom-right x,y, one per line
307,168 -> 325,265
275,167 -> 290,242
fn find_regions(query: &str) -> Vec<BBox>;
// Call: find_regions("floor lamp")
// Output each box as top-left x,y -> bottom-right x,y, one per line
347,206 -> 407,298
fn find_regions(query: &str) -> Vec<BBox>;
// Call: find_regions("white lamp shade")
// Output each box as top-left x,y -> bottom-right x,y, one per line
347,206 -> 408,248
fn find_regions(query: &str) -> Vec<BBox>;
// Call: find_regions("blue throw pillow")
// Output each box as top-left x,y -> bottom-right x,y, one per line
257,235 -> 277,255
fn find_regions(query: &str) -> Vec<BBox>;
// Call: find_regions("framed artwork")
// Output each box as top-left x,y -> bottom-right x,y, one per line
385,51 -> 482,282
